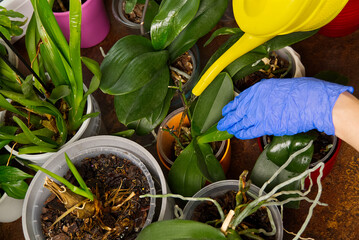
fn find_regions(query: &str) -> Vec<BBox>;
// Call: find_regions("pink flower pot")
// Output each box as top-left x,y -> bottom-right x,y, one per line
319,0 -> 359,37
54,0 -> 110,48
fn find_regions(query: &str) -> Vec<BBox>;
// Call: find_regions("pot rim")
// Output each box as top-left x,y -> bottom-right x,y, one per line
157,107 -> 227,169
182,179 -> 283,240
22,138 -> 158,240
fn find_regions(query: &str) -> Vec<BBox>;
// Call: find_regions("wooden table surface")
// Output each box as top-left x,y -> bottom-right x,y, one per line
2,0 -> 359,239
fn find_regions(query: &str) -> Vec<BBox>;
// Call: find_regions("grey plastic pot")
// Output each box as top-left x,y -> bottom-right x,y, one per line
22,135 -> 173,240
182,180 -> 283,240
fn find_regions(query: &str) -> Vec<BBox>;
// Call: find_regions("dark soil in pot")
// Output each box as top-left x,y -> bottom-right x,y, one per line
122,1 -> 145,24
53,0 -> 87,12
40,153 -> 151,240
191,190 -> 275,240
170,51 -> 194,87
235,52 -> 291,92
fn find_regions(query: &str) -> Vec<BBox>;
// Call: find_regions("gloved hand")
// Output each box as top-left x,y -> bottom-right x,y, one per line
217,77 -> 354,139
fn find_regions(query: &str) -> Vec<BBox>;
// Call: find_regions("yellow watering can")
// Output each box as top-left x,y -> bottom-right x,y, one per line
192,0 -> 349,96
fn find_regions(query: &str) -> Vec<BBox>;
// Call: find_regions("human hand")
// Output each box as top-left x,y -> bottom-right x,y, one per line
217,77 -> 354,139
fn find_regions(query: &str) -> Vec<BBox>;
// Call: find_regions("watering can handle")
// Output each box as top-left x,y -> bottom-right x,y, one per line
192,33 -> 272,96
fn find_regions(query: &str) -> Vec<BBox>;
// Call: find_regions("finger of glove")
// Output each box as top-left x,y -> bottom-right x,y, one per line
217,113 -> 242,131
222,89 -> 251,115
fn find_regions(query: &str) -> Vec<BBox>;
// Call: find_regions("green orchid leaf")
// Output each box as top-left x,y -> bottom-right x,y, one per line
69,0 -> 83,101
226,52 -> 267,79
18,146 -> 57,154
151,0 -> 200,50
0,26 -> 10,40
33,0 -> 70,64
16,128 -> 55,141
80,112 -> 100,124
29,163 -> 92,200
168,0 -> 228,61
168,141 -> 205,197
48,85 -> 71,103
0,166 -> 33,183
1,180 -> 29,199
0,128 -> 33,145
0,93 -> 25,117
197,124 -> 233,144
264,30 -> 318,53
111,50 -> 169,95
65,153 -> 94,201
81,56 -> 101,99
112,129 -> 135,138
114,65 -> 170,125
142,0 -> 160,32
191,72 -> 234,137
204,27 -> 243,47
266,134 -> 314,173
137,219 -> 226,240
0,153 -> 12,165
21,75 -> 39,100
124,0 -> 138,13
193,139 -> 225,183
127,89 -> 174,135
250,147 -> 302,209
13,116 -> 58,148
100,35 -> 155,94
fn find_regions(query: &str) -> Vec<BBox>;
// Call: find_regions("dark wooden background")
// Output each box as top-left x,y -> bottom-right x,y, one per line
1,0 -> 359,239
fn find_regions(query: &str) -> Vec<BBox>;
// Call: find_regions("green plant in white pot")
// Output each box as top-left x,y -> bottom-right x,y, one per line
0,0 -> 101,164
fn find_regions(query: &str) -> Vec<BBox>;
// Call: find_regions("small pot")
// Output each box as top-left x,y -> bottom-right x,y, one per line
257,134 -> 341,188
156,107 -> 231,172
112,0 -> 142,31
234,46 -> 305,95
0,192 -> 24,223
3,87 -> 103,166
22,136 -> 167,240
182,180 -> 283,240
54,0 -> 110,48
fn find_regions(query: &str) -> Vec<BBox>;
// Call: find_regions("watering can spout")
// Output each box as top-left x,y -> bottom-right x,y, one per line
192,33 -> 272,96
192,0 -> 349,96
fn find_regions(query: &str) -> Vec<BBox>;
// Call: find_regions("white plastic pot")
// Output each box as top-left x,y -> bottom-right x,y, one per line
182,180 -> 283,240
22,136 -> 174,240
3,89 -> 102,166
0,192 -> 24,223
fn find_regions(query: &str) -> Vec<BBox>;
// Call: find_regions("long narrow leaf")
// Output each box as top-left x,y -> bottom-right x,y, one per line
64,153 -> 94,200
28,163 -> 93,200
12,116 -> 58,148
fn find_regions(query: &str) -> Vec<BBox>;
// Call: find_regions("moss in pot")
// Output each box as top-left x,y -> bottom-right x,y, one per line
30,151 -> 155,240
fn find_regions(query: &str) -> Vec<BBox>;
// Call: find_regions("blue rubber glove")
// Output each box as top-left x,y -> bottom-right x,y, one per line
217,77 -> 354,139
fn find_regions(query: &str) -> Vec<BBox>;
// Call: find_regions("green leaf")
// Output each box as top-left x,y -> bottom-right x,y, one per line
81,56 -> 101,99
0,166 -> 33,183
18,146 -> 57,154
193,139 -> 225,183
21,75 -> 39,100
204,27 -> 243,47
125,0 -> 138,13
168,0 -> 228,61
12,116 -> 58,149
112,50 -> 169,95
65,153 -> 94,201
143,0 -> 160,32
151,0 -> 200,50
1,180 -> 29,199
197,124 -> 233,144
112,129 -> 135,138
137,219 -> 226,240
100,35 -> 155,94
168,141 -> 205,197
0,153 -> 11,165
191,72 -> 234,137
48,85 -> 71,103
0,93 -> 25,117
114,65 -> 170,125
29,163 -> 92,200
127,88 -> 174,135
